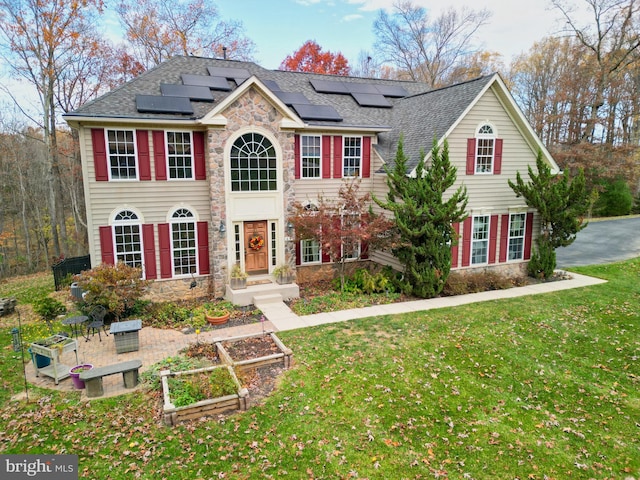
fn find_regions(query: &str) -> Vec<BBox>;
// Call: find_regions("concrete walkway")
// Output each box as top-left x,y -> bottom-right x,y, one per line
25,272 -> 606,399
256,272 -> 607,331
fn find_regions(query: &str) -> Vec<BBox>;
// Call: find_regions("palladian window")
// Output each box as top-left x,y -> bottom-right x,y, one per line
230,133 -> 277,191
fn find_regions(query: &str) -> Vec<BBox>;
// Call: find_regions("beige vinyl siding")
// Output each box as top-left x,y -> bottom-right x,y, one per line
447,87 -> 535,210
80,125 -> 211,269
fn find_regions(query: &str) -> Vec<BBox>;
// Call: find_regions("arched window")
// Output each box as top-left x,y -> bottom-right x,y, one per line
113,210 -> 142,268
230,133 -> 277,191
171,208 -> 197,276
475,124 -> 495,174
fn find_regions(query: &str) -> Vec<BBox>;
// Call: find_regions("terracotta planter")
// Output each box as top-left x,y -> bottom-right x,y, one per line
70,364 -> 93,389
206,311 -> 230,325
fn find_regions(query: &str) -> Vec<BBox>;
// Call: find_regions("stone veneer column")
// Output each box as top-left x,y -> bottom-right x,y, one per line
207,126 -> 229,298
206,88 -> 298,297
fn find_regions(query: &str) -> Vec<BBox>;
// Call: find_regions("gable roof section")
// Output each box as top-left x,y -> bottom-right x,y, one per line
375,74 -> 559,174
375,75 -> 494,172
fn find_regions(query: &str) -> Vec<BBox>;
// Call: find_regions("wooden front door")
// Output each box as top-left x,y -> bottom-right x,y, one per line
244,221 -> 269,274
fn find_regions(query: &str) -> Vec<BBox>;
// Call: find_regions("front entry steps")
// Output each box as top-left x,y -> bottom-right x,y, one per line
224,277 -> 299,307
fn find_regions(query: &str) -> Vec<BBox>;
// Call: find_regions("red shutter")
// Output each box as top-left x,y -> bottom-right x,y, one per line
322,135 -> 331,178
158,223 -> 172,278
99,226 -> 114,264
451,222 -> 460,268
461,217 -> 472,267
197,221 -> 210,274
137,130 -> 151,181
499,214 -> 509,263
466,138 -> 476,175
142,224 -> 157,279
294,134 -> 301,179
489,214 -> 499,264
321,224 -> 331,263
361,239 -> 369,259
494,138 -> 503,174
333,136 -> 342,179
91,129 -> 109,181
295,241 -> 301,266
153,130 -> 167,181
193,131 -> 206,180
362,136 -> 371,178
524,212 -> 534,260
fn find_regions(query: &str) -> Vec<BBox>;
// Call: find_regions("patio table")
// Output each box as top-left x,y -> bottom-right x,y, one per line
61,315 -> 88,338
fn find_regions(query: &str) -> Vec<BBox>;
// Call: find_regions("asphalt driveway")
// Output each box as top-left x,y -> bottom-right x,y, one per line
555,216 -> 640,267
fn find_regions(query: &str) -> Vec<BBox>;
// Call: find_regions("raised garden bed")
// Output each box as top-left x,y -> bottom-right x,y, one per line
161,365 -> 248,426
160,331 -> 293,426
217,331 -> 293,372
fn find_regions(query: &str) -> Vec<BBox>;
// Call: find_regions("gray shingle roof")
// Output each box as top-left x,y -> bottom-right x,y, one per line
375,75 -> 495,171
66,55 -> 494,167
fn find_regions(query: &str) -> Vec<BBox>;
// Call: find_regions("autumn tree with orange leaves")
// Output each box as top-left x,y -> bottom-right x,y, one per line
280,40 -> 350,75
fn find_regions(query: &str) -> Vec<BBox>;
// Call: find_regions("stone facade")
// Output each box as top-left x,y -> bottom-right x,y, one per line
205,87 -> 297,298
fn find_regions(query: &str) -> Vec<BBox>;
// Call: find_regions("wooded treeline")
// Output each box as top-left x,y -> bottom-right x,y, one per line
0,0 -> 638,278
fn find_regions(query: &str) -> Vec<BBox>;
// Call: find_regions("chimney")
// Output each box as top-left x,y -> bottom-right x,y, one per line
222,46 -> 227,60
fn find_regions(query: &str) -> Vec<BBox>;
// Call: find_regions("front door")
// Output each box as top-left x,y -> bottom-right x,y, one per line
244,221 -> 269,274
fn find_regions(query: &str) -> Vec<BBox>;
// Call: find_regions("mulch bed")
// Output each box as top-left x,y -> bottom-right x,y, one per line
222,334 -> 280,361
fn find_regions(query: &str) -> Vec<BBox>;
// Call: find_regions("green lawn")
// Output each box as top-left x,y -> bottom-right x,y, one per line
0,259 -> 638,479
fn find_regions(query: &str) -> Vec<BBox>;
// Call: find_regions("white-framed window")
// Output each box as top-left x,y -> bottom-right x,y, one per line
170,208 -> 197,276
230,132 -> 277,191
508,213 -> 526,260
107,129 -> 137,180
167,131 -> 193,179
475,124 -> 495,174
301,239 -> 321,264
471,215 -> 490,265
341,212 -> 361,260
301,135 -> 321,179
343,136 -> 361,178
113,210 -> 143,268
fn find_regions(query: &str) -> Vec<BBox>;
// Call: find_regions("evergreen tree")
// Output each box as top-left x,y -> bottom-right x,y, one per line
376,137 -> 468,298
508,151 -> 591,278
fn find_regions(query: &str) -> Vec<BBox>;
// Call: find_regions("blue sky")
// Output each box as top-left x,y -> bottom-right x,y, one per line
213,0 -> 577,70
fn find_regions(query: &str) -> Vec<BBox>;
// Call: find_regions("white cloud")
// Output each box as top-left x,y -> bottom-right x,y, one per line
342,13 -> 364,21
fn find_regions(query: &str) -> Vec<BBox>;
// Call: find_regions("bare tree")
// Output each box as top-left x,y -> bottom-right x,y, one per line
0,0 -> 104,260
551,0 -> 640,143
373,1 -> 491,87
116,0 -> 255,69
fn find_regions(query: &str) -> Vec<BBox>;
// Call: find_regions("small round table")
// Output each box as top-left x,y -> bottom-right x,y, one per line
61,315 -> 88,338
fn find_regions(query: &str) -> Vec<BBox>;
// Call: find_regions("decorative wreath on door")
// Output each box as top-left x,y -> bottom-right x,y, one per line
248,234 -> 264,251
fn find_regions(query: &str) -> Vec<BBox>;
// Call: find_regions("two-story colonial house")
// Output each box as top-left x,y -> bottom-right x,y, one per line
63,56 -> 559,304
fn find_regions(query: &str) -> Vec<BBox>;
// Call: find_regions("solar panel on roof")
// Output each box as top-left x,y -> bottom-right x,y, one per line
310,79 -> 349,94
181,74 -> 231,91
374,84 -> 409,97
262,79 -> 281,91
274,91 -> 310,106
351,93 -> 392,108
160,84 -> 214,101
292,103 -> 343,121
346,83 -> 380,95
136,95 -> 194,114
207,66 -> 251,82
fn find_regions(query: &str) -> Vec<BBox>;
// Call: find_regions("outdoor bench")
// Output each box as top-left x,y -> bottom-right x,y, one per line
79,359 -> 142,398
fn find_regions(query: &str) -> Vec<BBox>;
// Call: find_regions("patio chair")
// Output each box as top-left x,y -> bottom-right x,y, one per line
85,305 -> 108,342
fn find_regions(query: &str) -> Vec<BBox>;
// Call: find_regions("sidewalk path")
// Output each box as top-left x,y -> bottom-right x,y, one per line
256,272 -> 607,331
